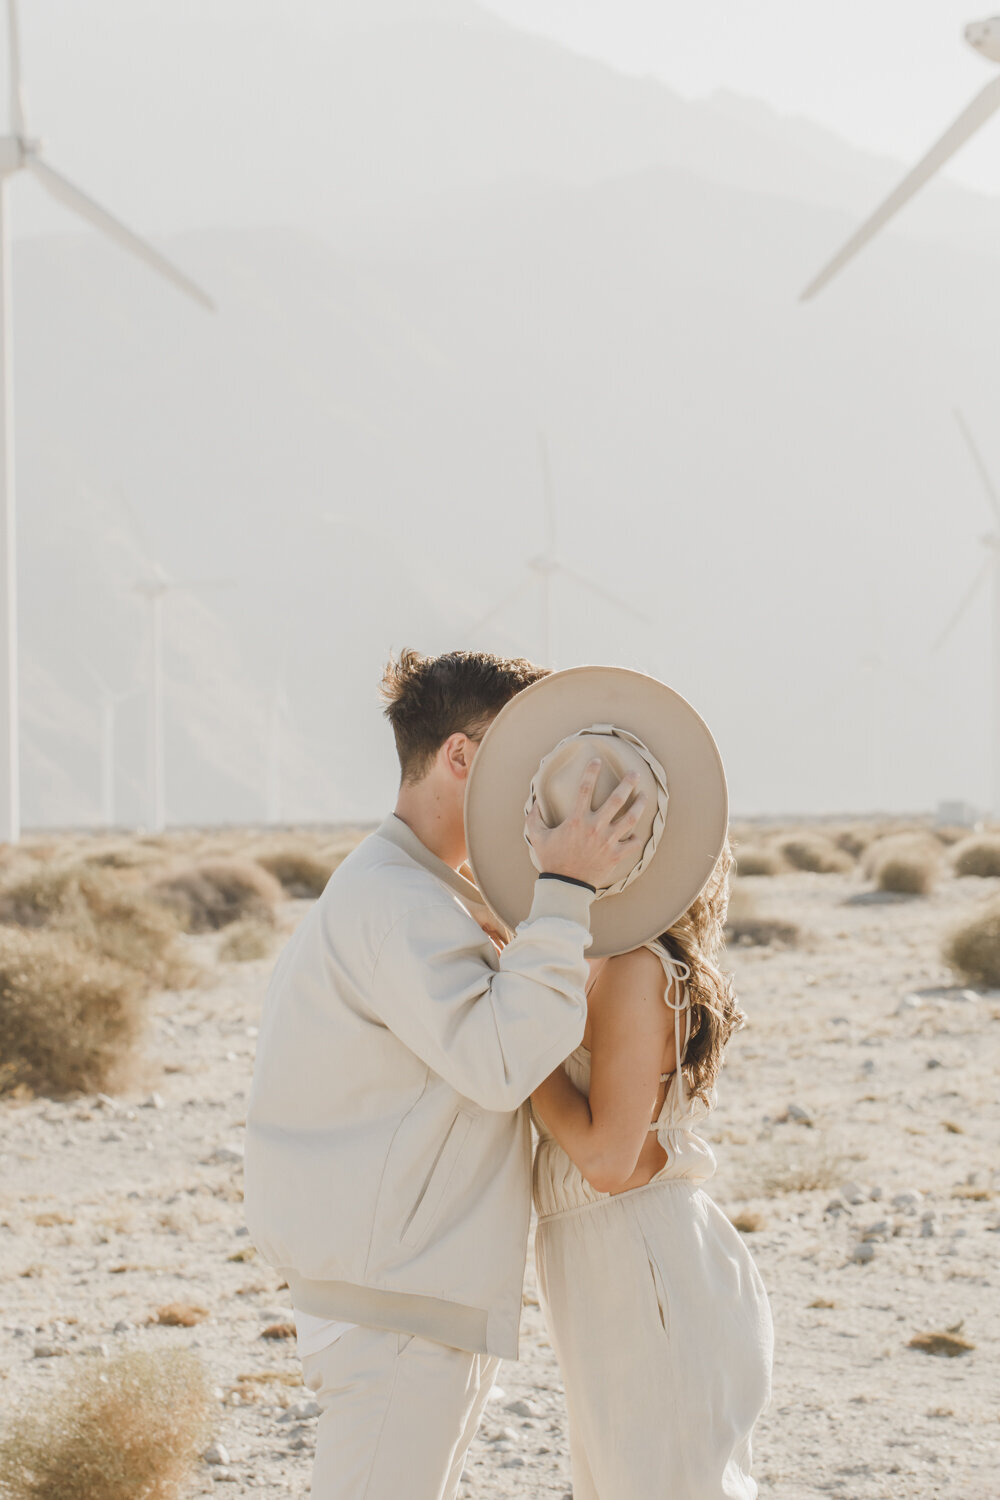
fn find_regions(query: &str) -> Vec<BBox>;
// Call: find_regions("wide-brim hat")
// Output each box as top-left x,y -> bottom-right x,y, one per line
465,665 -> 728,958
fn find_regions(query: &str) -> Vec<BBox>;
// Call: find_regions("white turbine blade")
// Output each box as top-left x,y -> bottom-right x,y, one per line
801,76 -> 1000,301
536,431 -> 557,557
931,559 -> 991,653
468,575 -> 535,635
558,562 -> 650,623
954,408 -> 1000,526
7,0 -> 27,136
27,155 -> 215,311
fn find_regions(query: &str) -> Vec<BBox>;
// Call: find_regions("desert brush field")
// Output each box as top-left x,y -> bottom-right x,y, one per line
0,819 -> 998,1499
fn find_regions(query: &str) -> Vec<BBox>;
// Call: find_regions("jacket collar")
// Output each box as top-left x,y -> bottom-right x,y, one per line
374,814 -> 484,908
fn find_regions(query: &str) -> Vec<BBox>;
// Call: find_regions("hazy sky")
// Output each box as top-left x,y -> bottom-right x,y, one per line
483,0 -> 1000,196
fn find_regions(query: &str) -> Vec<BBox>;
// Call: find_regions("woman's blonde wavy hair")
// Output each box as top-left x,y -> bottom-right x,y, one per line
656,837 -> 743,1102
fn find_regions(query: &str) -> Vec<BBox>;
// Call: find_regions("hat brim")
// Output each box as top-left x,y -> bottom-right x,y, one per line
465,666 -> 728,959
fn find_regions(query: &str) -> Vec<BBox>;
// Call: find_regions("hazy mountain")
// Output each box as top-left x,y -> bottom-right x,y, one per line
8,0 -> 1000,825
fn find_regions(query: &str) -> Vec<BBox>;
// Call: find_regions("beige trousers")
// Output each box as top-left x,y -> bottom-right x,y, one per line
301,1326 -> 501,1500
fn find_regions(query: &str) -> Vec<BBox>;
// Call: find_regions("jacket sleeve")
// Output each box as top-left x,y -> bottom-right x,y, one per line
368,878 -> 594,1113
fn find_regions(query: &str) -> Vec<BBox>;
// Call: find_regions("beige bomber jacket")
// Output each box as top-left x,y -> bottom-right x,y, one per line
243,814 -> 594,1360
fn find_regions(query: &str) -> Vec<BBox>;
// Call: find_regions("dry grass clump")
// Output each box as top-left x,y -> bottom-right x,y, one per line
255,845 -> 335,899
952,835 -> 1000,878
0,1347 -> 213,1500
934,824 -> 973,847
943,896 -> 1000,988
908,1330 -> 975,1358
151,859 -> 282,933
833,825 -> 876,859
729,1208 -> 766,1233
778,834 -> 853,874
152,1303 -> 209,1327
725,886 -> 799,948
742,1140 -> 845,1198
870,834 -> 942,895
0,863 -> 190,989
218,918 -> 276,963
734,846 -> 783,877
0,929 -> 145,1098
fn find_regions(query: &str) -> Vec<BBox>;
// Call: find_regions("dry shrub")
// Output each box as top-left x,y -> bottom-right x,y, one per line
953,835 -> 1000,878
743,1140 -> 845,1198
218,918 -> 275,963
779,835 -> 852,874
0,864 -> 190,989
833,825 -> 875,858
151,859 -> 282,933
735,846 -> 783,877
0,1347 -> 213,1500
730,1208 -> 766,1233
944,896 -> 1000,988
864,832 -> 941,881
152,1303 -> 209,1328
934,825 -> 973,847
0,929 -> 144,1098
908,1330 -> 975,1358
725,886 -> 799,948
255,845 -> 335,899
876,851 -> 939,896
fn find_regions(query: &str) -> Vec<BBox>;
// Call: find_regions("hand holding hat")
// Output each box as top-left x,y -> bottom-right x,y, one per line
465,666 -> 728,958
525,758 -> 649,892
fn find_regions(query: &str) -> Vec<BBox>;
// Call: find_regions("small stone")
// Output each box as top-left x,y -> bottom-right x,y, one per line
841,1182 -> 867,1206
101,1130 -> 126,1144
892,1190 -> 923,1213
860,1059 -> 876,1074
501,1457 -> 526,1469
786,1103 -> 813,1126
896,995 -> 923,1013
234,1226 -> 249,1238
33,1343 -> 66,1358
504,1398 -> 542,1419
926,1058 -> 943,1070
95,1093 -> 119,1112
277,1399 -> 320,1422
861,1220 -> 891,1242
204,1441 -> 230,1467
210,1145 -> 244,1164
486,1385 -> 507,1402
112,1320 -> 132,1334
920,1217 -> 937,1239
869,1186 -> 884,1202
850,1242 -> 876,1264
144,1092 -> 165,1110
82,1342 -> 110,1357
825,1196 -> 851,1217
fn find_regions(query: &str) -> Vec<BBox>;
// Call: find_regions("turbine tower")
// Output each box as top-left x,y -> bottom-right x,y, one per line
0,0 -> 213,843
932,409 -> 1000,817
473,433 -> 647,665
801,16 -> 1000,300
79,658 -> 138,829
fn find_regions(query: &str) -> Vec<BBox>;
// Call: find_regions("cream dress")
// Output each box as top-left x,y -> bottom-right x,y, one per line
532,944 -> 773,1500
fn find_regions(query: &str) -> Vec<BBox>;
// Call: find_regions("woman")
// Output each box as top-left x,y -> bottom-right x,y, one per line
530,841 -> 773,1500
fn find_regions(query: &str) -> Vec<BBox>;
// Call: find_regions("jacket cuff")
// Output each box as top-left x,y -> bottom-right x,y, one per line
526,874 -> 596,929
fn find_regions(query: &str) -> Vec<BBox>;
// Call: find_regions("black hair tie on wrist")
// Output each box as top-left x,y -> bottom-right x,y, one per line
538,872 -> 597,895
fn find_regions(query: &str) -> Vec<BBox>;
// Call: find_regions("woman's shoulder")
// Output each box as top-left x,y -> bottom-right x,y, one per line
592,944 -> 670,999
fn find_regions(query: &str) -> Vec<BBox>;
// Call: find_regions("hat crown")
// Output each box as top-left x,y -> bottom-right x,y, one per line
528,725 -> 667,896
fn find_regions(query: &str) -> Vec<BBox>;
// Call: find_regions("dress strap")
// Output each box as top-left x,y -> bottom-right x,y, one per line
643,941 -> 692,1116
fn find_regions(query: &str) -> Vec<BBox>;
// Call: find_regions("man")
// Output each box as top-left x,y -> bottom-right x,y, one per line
244,648 -> 645,1499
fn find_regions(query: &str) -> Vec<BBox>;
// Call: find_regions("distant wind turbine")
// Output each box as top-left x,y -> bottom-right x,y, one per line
801,16 -> 1000,300
78,657 -> 138,829
0,0 -> 213,843
472,433 -> 648,665
134,566 -> 233,834
932,409 -> 1000,817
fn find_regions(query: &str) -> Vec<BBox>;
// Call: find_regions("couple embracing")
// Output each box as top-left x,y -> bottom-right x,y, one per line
245,650 -> 773,1499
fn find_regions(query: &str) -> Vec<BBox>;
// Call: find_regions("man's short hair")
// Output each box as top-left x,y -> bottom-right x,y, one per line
380,648 -> 548,783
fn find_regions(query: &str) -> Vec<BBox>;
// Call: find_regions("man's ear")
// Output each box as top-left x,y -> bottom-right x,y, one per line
441,732 -> 475,781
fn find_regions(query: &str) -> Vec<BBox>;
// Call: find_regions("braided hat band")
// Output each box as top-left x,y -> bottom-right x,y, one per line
523,723 -> 669,898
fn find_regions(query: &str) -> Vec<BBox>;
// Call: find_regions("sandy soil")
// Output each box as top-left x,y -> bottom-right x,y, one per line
2,865 -> 998,1498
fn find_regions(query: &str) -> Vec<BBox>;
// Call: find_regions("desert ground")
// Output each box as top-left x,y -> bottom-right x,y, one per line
1,823 -> 998,1499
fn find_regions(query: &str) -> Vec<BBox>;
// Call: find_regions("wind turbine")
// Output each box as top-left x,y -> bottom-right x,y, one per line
801,16 -> 1000,300
0,0 -> 213,844
932,409 -> 1000,817
78,657 -> 138,829
472,433 -> 648,665
265,669 -> 291,825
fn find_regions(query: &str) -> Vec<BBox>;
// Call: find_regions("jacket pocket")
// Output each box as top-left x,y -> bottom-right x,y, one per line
400,1110 -> 475,1251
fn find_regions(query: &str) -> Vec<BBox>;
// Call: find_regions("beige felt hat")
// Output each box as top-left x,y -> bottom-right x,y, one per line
465,666 -> 728,958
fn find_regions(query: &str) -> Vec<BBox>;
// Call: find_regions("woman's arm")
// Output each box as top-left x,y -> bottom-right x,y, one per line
531,947 -> 677,1194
